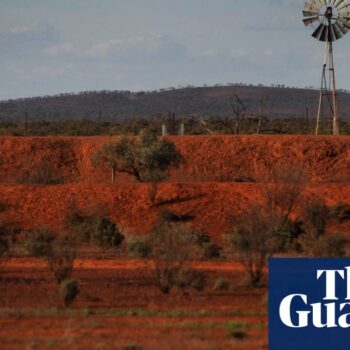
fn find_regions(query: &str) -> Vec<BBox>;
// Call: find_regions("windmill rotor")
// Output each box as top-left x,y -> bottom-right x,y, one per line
303,0 -> 350,42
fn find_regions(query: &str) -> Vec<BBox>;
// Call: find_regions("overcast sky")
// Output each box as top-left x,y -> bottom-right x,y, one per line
0,0 -> 350,100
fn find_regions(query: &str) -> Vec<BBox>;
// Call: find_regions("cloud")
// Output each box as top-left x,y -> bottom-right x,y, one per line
43,42 -> 75,56
85,34 -> 188,62
0,23 -> 59,58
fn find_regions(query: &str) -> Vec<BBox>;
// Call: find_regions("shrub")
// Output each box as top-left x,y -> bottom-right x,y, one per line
173,268 -> 206,292
24,228 -> 55,257
90,217 -> 124,248
147,221 -> 204,294
226,205 -> 291,287
226,321 -> 248,340
330,203 -> 350,223
311,234 -> 346,258
203,242 -> 222,259
60,279 -> 79,307
68,211 -> 124,249
48,235 -> 76,283
127,239 -> 151,259
213,277 -> 230,291
24,229 -> 76,283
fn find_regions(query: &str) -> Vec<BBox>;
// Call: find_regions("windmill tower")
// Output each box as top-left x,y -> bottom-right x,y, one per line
303,0 -> 350,135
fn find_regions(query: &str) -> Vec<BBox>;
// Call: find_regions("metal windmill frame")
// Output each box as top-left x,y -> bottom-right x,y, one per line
303,0 -> 350,135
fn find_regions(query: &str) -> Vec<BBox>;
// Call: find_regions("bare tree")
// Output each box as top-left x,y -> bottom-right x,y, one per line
257,96 -> 269,135
229,92 -> 247,135
226,165 -> 306,286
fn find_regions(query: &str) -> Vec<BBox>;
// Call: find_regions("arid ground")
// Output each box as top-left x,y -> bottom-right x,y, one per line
1,135 -> 350,349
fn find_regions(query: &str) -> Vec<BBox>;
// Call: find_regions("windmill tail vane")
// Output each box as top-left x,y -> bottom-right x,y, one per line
303,0 -> 350,135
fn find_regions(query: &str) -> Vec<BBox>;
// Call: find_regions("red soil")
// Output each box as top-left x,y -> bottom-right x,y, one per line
0,136 -> 349,239
0,135 -> 350,183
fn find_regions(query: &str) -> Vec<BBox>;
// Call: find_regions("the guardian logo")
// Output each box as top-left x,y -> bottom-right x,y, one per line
269,259 -> 350,350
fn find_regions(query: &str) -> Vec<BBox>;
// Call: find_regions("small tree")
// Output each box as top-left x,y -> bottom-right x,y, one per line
226,165 -> 305,286
226,205 -> 291,286
25,228 -> 76,283
68,209 -> 124,250
146,220 -> 204,294
298,198 -> 346,257
92,129 -> 183,202
60,279 -> 79,307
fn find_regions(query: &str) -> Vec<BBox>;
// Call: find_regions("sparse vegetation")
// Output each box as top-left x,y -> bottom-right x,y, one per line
226,321 -> 248,340
298,198 -> 346,257
24,228 -> 76,283
146,219 -> 204,294
213,277 -> 230,292
92,129 -> 183,192
60,279 -> 79,307
68,209 -> 124,249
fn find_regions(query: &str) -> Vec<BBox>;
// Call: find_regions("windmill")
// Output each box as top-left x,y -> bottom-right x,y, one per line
303,0 -> 350,135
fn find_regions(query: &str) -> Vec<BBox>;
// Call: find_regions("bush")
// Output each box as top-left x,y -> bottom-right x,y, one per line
213,277 -> 230,291
60,279 -> 79,307
148,221 -> 204,294
24,228 -> 55,257
25,229 -> 76,283
90,217 -> 124,248
330,203 -> 350,223
203,242 -> 222,259
174,268 -> 206,292
312,234 -> 347,258
127,239 -> 151,259
226,321 -> 248,340
68,211 -> 124,249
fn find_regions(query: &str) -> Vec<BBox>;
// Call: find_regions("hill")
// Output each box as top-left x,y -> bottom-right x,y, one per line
1,84 -> 350,122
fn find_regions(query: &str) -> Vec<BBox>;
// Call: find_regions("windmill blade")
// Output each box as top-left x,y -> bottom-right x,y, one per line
303,16 -> 320,26
338,17 -> 350,30
304,1 -> 322,12
320,25 -> 329,41
314,0 -> 326,7
332,22 -> 344,38
328,23 -> 336,41
333,0 -> 345,8
338,3 -> 350,11
303,10 -> 318,16
312,23 -> 325,39
334,21 -> 349,35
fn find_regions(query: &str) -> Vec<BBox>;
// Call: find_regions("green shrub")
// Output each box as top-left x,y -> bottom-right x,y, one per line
226,321 -> 248,340
148,221 -> 205,294
68,211 -> 124,249
312,234 -> 346,258
174,268 -> 206,292
24,229 -> 76,283
213,277 -> 230,291
60,279 -> 79,307
24,228 -> 55,257
127,239 -> 151,259
89,217 -> 124,248
203,242 -> 222,259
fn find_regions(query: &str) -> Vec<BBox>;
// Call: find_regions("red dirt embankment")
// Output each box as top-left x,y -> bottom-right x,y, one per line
0,135 -> 350,238
0,135 -> 350,183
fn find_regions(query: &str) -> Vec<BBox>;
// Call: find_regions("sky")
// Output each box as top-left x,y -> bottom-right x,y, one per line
0,0 -> 350,100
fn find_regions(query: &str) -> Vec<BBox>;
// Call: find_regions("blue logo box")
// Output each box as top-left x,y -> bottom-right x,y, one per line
269,258 -> 350,350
